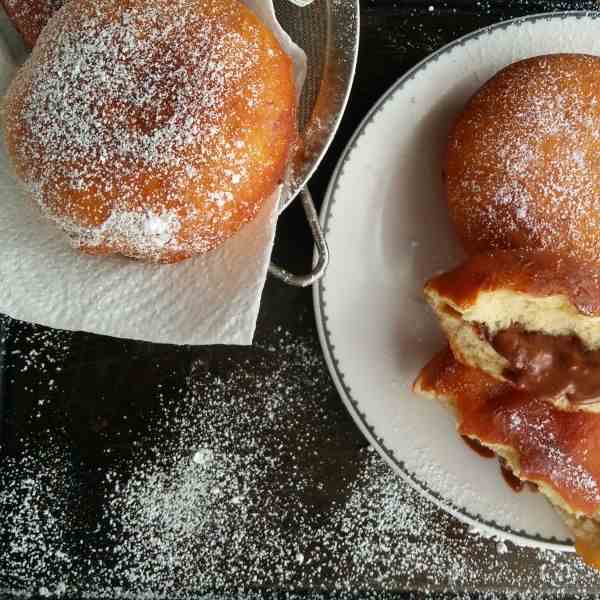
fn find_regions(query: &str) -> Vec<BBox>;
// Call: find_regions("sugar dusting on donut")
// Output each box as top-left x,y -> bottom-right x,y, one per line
1,0 -> 65,46
503,404 -> 600,512
446,54 -> 600,264
4,0 -> 296,262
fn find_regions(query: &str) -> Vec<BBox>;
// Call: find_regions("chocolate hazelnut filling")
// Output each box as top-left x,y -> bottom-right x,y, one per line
487,325 -> 600,406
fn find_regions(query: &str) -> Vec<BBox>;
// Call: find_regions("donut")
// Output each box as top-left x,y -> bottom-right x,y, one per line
3,0 -> 297,263
1,0 -> 64,47
424,250 -> 600,412
445,54 -> 600,264
414,347 -> 600,571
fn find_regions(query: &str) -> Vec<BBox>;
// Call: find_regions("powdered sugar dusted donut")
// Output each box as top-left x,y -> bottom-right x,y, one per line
3,0 -> 296,262
446,54 -> 600,264
1,0 -> 64,47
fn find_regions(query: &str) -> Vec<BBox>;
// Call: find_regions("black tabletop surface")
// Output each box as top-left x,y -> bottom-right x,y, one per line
4,1 -> 600,599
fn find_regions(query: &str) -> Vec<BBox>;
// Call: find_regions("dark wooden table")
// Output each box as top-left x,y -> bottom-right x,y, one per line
3,1 -> 600,598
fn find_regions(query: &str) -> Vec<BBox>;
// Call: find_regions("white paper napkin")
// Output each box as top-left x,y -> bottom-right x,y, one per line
0,0 -> 306,346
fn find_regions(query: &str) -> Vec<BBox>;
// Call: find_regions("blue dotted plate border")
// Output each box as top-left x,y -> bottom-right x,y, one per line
313,11 -> 600,550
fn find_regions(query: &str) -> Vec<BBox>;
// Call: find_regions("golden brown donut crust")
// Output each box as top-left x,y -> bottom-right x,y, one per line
446,54 -> 600,265
3,0 -> 296,262
0,0 -> 64,47
415,348 -> 600,516
426,249 -> 600,316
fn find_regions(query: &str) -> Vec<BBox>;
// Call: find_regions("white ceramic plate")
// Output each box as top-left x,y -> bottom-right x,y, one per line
313,12 -> 600,551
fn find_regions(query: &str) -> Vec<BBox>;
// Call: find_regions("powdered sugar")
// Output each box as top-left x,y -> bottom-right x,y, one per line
497,540 -> 509,554
1,322 -> 600,597
2,0 -> 64,45
79,208 -> 185,254
0,443 -> 74,593
504,407 -> 600,510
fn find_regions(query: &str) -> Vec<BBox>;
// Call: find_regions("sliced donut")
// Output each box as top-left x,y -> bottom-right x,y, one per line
414,348 -> 600,569
424,250 -> 600,412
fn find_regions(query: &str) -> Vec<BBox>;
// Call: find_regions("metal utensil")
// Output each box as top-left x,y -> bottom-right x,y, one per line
271,0 -> 359,286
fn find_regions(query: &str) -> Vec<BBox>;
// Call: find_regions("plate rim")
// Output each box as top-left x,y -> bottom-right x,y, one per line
311,10 -> 600,552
